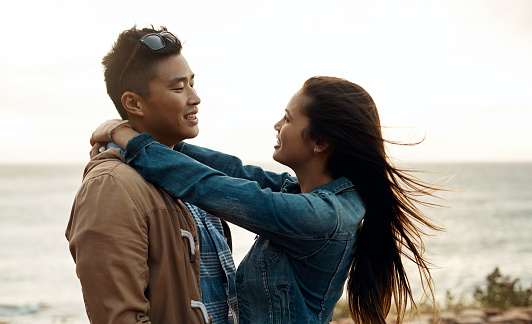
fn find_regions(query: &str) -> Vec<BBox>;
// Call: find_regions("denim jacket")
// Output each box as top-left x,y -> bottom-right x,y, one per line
125,134 -> 366,324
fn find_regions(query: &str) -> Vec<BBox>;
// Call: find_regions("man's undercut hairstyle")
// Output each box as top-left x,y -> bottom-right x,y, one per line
102,25 -> 183,119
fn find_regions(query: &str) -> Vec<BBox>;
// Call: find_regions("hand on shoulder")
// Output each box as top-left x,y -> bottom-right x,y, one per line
90,119 -> 137,159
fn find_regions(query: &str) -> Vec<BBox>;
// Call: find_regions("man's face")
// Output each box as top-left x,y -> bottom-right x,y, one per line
136,54 -> 200,148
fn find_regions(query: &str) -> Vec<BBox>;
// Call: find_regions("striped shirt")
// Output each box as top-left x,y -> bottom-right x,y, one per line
185,203 -> 238,323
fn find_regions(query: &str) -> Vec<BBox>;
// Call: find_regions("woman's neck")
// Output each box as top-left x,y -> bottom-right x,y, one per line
293,164 -> 335,193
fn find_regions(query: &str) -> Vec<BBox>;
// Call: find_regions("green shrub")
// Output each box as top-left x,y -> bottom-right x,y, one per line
473,267 -> 532,310
443,289 -> 477,314
332,267 -> 531,319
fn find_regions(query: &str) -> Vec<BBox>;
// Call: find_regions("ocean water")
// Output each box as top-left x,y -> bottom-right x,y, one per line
0,162 -> 530,323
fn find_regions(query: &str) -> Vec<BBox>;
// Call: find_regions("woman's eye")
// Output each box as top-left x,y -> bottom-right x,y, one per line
284,116 -> 289,122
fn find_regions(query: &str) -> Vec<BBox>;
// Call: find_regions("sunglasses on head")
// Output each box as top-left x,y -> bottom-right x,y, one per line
118,31 -> 178,93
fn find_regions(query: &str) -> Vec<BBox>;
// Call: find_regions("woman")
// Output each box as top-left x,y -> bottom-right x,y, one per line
92,76 -> 442,323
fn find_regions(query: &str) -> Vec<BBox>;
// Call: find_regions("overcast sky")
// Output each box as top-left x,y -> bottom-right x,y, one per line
1,0 -> 531,165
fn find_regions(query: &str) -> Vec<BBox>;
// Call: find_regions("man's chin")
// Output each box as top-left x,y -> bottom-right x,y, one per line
178,129 -> 200,142
188,128 -> 199,139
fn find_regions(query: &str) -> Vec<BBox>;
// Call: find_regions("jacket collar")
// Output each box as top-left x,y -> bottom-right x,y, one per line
314,177 -> 355,194
282,176 -> 354,195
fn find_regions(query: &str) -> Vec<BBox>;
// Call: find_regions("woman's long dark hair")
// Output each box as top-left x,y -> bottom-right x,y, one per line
300,76 -> 443,323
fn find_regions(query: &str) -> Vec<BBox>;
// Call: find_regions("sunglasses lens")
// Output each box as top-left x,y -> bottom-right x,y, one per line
160,31 -> 177,43
140,35 -> 165,50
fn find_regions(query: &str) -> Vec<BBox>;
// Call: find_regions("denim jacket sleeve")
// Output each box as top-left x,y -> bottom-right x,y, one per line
125,134 -> 340,256
175,142 -> 296,192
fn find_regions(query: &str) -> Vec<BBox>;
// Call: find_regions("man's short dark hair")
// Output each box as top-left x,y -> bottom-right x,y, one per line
102,25 -> 183,119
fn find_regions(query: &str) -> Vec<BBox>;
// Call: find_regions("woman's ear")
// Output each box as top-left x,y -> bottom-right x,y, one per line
313,138 -> 331,154
121,91 -> 144,117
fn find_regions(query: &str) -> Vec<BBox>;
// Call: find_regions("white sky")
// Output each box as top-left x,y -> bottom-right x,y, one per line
1,0 -> 531,164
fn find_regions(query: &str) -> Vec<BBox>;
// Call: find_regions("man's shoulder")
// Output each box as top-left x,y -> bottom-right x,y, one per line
74,151 -> 173,214
83,151 -> 147,186
78,151 -> 161,201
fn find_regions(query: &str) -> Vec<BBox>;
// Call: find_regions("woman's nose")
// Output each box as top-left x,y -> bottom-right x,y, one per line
274,119 -> 283,131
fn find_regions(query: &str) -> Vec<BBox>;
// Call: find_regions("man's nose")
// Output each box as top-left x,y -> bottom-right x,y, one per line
188,91 -> 201,106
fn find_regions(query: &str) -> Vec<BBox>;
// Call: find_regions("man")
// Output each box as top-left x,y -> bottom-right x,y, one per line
66,26 -> 237,323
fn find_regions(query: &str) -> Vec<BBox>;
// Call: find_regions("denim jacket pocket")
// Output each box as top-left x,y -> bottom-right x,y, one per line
250,238 -> 281,268
274,284 -> 291,324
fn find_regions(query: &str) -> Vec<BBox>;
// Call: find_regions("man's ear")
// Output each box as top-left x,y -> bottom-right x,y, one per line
121,91 -> 144,117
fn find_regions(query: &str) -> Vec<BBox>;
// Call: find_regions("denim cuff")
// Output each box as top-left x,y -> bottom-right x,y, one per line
124,133 -> 157,164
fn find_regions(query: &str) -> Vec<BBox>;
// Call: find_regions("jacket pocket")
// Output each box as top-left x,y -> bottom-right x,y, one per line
250,238 -> 281,268
274,284 -> 290,324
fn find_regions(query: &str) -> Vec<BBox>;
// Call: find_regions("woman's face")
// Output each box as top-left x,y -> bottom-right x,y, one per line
273,90 -> 315,169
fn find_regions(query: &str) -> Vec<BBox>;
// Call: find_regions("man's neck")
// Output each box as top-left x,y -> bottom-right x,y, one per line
128,120 -> 177,150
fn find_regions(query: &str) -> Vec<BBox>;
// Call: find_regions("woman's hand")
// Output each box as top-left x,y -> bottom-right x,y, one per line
89,119 -> 140,159
89,119 -> 121,159
89,142 -> 107,159
90,119 -> 122,146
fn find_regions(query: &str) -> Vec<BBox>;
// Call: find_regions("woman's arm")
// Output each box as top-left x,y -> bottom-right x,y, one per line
125,133 -> 339,256
176,142 -> 295,192
90,120 -> 294,191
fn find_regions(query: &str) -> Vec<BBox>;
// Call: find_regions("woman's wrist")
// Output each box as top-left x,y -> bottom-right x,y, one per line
109,121 -> 139,149
108,120 -> 130,142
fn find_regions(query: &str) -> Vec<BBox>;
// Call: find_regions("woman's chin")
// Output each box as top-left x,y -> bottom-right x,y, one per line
272,151 -> 280,163
272,154 -> 288,168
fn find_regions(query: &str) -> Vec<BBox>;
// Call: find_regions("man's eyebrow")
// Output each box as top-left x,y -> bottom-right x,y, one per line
168,74 -> 195,86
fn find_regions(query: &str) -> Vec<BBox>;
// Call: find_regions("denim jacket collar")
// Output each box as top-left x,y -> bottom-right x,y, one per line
281,176 -> 354,195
